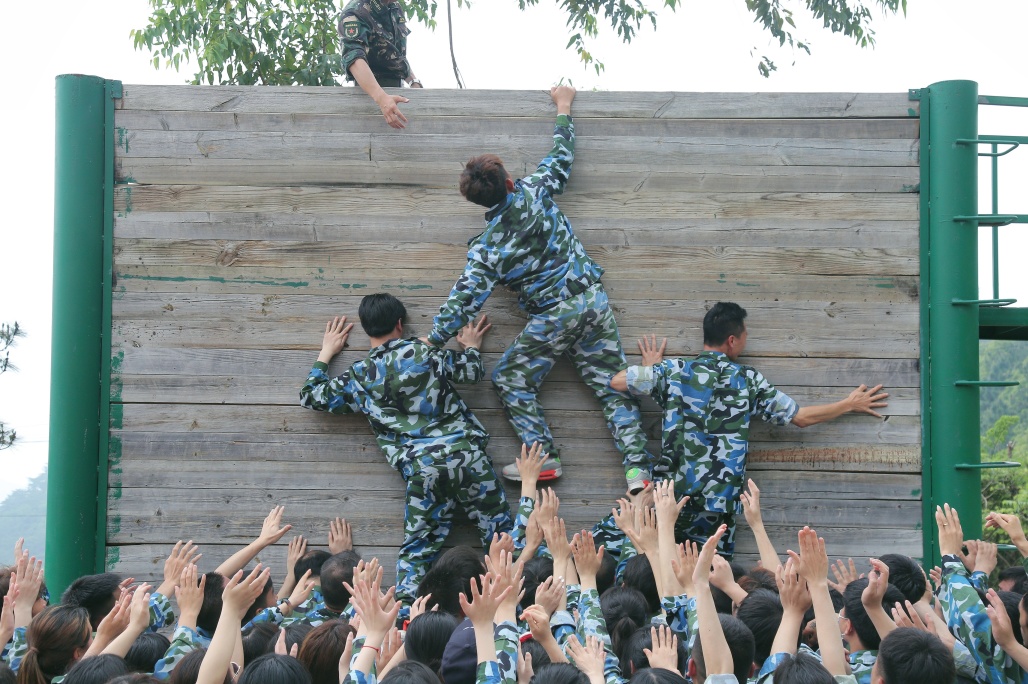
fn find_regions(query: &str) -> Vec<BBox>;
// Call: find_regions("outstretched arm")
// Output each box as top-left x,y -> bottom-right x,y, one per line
215,507 -> 292,577
791,384 -> 888,427
523,86 -> 576,194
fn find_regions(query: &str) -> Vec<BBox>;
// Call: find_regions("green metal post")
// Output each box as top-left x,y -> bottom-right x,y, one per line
925,80 -> 982,555
47,75 -> 108,596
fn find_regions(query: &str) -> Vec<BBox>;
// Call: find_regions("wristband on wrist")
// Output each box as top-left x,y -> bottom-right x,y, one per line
362,644 -> 380,653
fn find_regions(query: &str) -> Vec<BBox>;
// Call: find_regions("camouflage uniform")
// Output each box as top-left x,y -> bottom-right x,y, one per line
300,339 -> 513,608
475,621 -> 520,684
152,625 -> 212,680
427,115 -> 652,475
939,554 -> 1028,684
596,351 -> 797,558
339,0 -> 411,86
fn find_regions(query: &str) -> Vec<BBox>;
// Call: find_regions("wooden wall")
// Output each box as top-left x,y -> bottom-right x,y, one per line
107,86 -> 922,580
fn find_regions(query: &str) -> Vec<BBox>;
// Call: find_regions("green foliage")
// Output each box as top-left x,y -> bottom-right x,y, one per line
133,0 -> 907,83
0,471 -> 47,564
0,322 -> 24,451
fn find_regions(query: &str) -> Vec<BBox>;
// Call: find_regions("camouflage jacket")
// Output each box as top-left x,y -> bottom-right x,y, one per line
475,620 -> 520,684
153,625 -> 212,680
847,650 -> 876,684
300,339 -> 489,471
624,351 -> 798,514
576,587 -> 624,684
427,115 -> 605,346
940,556 -> 1028,684
339,0 -> 411,81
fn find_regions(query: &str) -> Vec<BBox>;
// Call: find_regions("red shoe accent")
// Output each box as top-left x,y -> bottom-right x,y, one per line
538,469 -> 561,481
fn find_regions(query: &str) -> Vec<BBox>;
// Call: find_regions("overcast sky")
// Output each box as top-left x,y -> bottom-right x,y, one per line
0,0 -> 1026,501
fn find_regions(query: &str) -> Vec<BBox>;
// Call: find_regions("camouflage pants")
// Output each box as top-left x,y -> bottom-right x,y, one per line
592,485 -> 738,559
491,283 -> 652,471
395,449 -> 513,607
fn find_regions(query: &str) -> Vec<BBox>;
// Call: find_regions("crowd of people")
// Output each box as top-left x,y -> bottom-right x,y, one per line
5,483 -> 1028,684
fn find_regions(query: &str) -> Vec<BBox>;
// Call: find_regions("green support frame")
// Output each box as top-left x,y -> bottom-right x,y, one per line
46,74 -> 119,597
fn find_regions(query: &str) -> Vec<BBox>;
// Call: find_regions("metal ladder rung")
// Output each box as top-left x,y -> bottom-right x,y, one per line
954,461 -> 1021,470
953,214 -> 1019,226
955,137 -> 1021,156
952,298 -> 1018,307
954,380 -> 1020,387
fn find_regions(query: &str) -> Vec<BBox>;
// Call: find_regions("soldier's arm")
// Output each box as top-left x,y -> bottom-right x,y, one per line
746,368 -> 801,427
300,316 -> 361,413
341,15 -> 410,129
612,362 -> 671,406
427,250 -> 499,347
790,384 -> 888,428
523,86 -> 576,194
438,347 -> 485,384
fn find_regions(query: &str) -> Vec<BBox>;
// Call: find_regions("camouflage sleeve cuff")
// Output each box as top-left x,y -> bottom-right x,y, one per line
312,361 -> 329,372
556,114 -> 572,127
427,329 -> 448,347
623,365 -> 653,396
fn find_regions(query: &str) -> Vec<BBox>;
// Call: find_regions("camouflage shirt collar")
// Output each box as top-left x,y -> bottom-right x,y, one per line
368,337 -> 415,358
698,350 -> 730,361
483,192 -> 515,223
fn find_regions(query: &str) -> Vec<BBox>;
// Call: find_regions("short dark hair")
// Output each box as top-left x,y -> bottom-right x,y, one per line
63,654 -> 130,684
691,614 -> 754,684
600,586 -> 650,664
522,557 -> 554,608
999,566 -> 1028,593
168,648 -> 230,684
877,627 -> 955,684
736,589 -> 784,667
106,676 -> 159,684
295,550 -> 331,581
417,546 -> 486,616
772,650 -> 833,684
738,567 -> 778,594
520,638 -> 552,670
320,550 -> 362,611
197,573 -> 226,634
125,632 -> 171,673
0,664 -> 14,684
843,578 -> 905,650
530,662 -> 590,684
237,653 -> 313,684
60,573 -> 122,630
997,590 -> 1025,645
459,154 -> 510,208
298,619 -> 353,684
381,660 -> 442,684
628,668 -> 688,684
879,554 -> 927,603
597,549 -> 617,596
285,620 -> 315,650
358,293 -> 408,338
406,611 -> 460,673
242,622 -> 279,665
703,303 -> 747,346
622,556 -> 660,615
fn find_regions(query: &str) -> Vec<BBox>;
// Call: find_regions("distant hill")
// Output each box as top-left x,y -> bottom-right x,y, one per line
0,470 -> 46,564
980,340 -> 1028,455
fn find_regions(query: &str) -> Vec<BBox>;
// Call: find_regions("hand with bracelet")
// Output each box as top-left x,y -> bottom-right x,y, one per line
345,569 -> 401,677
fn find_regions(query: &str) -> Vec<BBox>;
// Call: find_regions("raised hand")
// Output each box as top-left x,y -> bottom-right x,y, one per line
409,594 -> 433,621
319,316 -> 354,362
671,541 -> 699,596
175,565 -> 206,630
223,565 -> 272,621
846,384 -> 889,418
567,635 -> 606,684
935,504 -> 964,556
571,531 -> 604,587
653,480 -> 687,530
284,569 -> 316,615
258,506 -> 293,547
642,625 -> 680,673
828,558 -> 865,593
975,540 -> 999,575
776,558 -> 811,616
275,627 -> 299,657
739,480 -> 763,526
787,527 -> 830,585
459,574 -> 510,629
456,315 -> 491,350
533,575 -> 565,617
329,517 -> 353,554
637,335 -> 667,366
516,443 -> 546,496
158,541 -> 201,597
286,536 -> 308,577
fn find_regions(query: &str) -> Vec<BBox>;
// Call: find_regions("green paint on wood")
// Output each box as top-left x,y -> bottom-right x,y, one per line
902,184 -> 921,193
115,127 -> 129,153
908,108 -> 918,117
735,282 -> 758,288
109,403 -> 123,430
911,489 -> 922,497
874,283 -> 896,289
117,273 -> 310,288
105,546 -> 120,571
117,186 -> 132,217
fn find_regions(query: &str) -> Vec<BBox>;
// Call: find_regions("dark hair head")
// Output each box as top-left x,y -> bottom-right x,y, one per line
197,573 -> 226,634
842,578 -> 905,650
295,550 -> 332,582
321,550 -> 362,611
417,546 -> 486,616
125,632 -> 171,673
691,614 -> 754,684
703,303 -> 747,346
997,590 -> 1025,646
878,554 -> 927,603
358,293 -> 408,338
772,650 -> 833,684
519,638 -> 552,670
735,589 -> 783,667
241,622 -> 280,665
62,654 -> 130,684
0,569 -> 47,616
999,566 -> 1028,593
622,556 -> 660,615
381,661 -> 441,684
286,620 -> 316,651
521,557 -> 554,608
298,619 -> 353,684
530,663 -> 589,684
621,626 -> 688,675
405,612 -> 460,673
738,568 -> 778,595
60,573 -> 121,630
600,586 -> 649,664
710,585 -> 735,615
0,664 -> 13,684
459,155 -> 510,208
237,653 -> 313,684
106,676 -> 160,684
597,551 -> 617,597
876,627 -> 955,684
18,605 -> 92,684
628,669 -> 687,684
168,649 -> 230,684
242,573 -> 276,625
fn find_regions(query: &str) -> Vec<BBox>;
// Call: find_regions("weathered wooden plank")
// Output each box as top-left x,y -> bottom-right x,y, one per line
114,374 -> 922,415
115,130 -> 919,169
116,157 -> 922,192
111,321 -> 919,358
114,186 -> 920,222
115,111 -> 920,139
117,86 -> 918,119
113,213 -> 921,249
111,431 -> 921,472
113,240 -> 918,278
113,347 -> 922,387
112,404 -> 918,444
